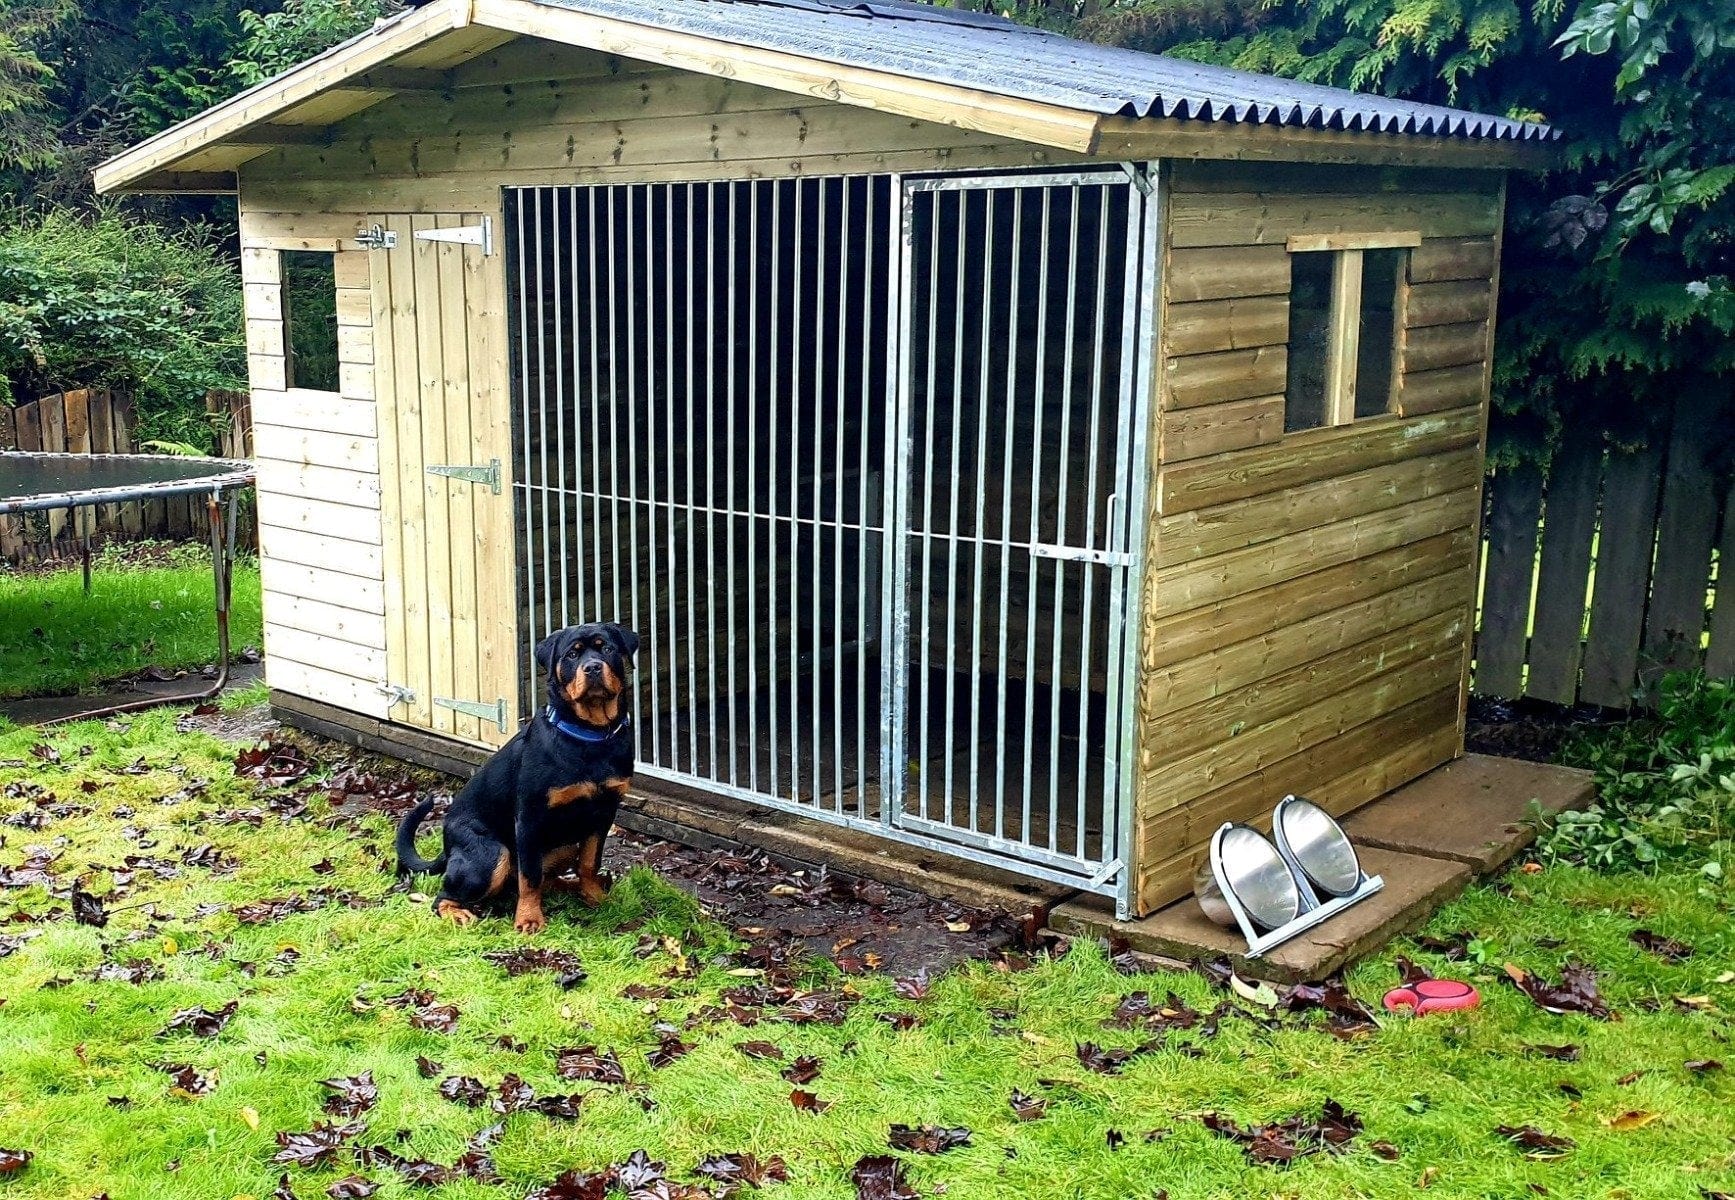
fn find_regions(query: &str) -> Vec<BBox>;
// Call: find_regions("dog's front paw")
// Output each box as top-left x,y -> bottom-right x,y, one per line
577,873 -> 613,907
436,899 -> 478,927
514,906 -> 547,935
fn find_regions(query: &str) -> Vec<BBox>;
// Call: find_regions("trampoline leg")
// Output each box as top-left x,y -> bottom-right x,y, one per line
80,509 -> 92,596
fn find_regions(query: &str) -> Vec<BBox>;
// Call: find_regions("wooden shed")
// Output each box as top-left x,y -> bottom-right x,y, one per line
97,0 -> 1555,920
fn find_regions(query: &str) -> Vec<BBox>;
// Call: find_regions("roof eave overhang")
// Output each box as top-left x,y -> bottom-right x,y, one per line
94,0 -> 1559,195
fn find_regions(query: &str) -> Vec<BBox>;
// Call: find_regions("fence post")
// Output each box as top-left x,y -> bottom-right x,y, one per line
1580,443 -> 1666,708
1524,426 -> 1602,705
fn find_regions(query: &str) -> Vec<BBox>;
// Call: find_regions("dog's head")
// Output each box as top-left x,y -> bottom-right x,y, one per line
535,622 -> 639,727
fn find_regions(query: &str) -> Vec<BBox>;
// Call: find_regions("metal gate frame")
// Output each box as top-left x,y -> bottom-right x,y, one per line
884,167 -> 1160,918
506,165 -> 1160,920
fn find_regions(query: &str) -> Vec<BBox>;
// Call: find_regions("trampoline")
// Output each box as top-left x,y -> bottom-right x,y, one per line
1,451 -> 255,721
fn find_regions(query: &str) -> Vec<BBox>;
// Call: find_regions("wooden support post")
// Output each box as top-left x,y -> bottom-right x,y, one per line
1325,249 -> 1362,426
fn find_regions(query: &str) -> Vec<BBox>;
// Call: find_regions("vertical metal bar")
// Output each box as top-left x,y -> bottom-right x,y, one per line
552,189 -> 570,630
857,177 -> 873,813
768,181 -> 782,798
663,183 -> 681,772
727,182 -> 742,788
834,178 -> 849,814
586,188 -> 604,620
703,182 -> 720,781
881,173 -> 908,830
514,193 -> 537,689
790,179 -> 804,806
748,182 -> 763,795
624,184 -> 646,762
915,189 -> 942,823
997,189 -> 1023,845
564,191 -> 584,635
967,190 -> 994,836
1052,186 -> 1082,859
942,188 -> 969,832
1024,189 -> 1052,852
1114,170 -> 1163,920
605,187 -> 625,656
1076,185 -> 1112,859
534,189 -> 553,650
815,178 -> 834,815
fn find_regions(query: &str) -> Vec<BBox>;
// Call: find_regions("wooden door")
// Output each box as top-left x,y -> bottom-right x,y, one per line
369,210 -> 518,748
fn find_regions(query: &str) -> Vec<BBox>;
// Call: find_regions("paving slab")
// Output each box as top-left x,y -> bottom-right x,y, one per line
1049,845 -> 1471,984
1342,752 -> 1593,873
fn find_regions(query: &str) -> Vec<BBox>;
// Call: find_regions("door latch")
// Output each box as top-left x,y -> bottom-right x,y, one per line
377,682 -> 415,705
427,458 -> 501,494
355,223 -> 398,250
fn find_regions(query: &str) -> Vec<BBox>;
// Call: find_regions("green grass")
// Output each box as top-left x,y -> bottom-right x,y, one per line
0,545 -> 262,699
0,714 -> 1731,1198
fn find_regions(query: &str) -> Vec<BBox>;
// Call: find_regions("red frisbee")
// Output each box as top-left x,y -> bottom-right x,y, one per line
1383,979 -> 1480,1015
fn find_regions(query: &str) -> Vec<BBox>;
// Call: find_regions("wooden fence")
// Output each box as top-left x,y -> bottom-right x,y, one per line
1475,392 -> 1735,708
0,388 -> 253,564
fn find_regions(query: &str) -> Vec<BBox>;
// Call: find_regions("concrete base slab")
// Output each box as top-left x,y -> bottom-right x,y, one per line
1050,845 -> 1471,984
1342,752 -> 1593,873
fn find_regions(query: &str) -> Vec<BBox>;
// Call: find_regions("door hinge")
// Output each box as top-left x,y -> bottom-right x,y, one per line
377,682 -> 416,705
355,223 -> 398,251
427,458 -> 501,494
413,217 -> 494,256
435,695 -> 509,733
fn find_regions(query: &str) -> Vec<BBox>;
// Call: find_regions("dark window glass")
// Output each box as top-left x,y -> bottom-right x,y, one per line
1355,248 -> 1404,418
1284,251 -> 1333,432
283,250 -> 340,392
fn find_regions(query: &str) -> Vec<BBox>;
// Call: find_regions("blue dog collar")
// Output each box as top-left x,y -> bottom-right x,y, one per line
544,705 -> 628,744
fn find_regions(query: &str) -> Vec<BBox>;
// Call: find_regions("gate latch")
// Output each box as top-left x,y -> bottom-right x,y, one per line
1029,543 -> 1135,567
377,682 -> 415,705
435,695 -> 509,733
427,458 -> 501,494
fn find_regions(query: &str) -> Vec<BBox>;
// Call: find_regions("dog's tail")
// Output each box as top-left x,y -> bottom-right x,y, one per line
395,797 -> 448,875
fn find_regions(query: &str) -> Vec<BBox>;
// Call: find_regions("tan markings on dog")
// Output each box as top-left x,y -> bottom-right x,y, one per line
600,776 -> 631,797
485,846 -> 513,896
436,899 -> 477,927
547,781 -> 598,807
571,691 -> 621,727
513,873 -> 546,936
575,831 -> 611,907
542,844 -> 579,876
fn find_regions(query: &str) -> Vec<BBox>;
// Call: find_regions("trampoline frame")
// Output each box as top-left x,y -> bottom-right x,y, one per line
1,451 -> 256,723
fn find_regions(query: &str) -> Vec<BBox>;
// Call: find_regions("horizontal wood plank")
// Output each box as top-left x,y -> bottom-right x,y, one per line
255,457 -> 382,510
1155,446 -> 1483,567
1158,395 -> 1284,462
1156,407 -> 1480,514
258,523 -> 385,578
252,389 -> 378,437
1164,345 -> 1286,409
260,557 -> 386,613
1402,320 -> 1487,373
1398,363 -> 1486,416
266,657 -> 391,718
1409,236 -> 1496,283
1169,192 -> 1502,249
1163,295 -> 1289,356
1165,244 -> 1290,303
1150,488 -> 1480,618
263,590 -> 388,645
253,422 -> 379,471
1406,278 -> 1493,328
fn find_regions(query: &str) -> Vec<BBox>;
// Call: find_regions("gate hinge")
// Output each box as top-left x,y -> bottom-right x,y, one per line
355,223 -> 398,251
377,682 -> 415,705
413,217 -> 494,256
427,458 -> 501,494
435,695 -> 509,733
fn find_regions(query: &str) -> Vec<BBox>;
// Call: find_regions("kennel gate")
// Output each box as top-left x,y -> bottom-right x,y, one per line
507,168 -> 1157,915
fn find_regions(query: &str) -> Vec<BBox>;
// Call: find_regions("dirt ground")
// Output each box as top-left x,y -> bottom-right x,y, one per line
187,705 -> 1029,979
1462,694 -> 1622,763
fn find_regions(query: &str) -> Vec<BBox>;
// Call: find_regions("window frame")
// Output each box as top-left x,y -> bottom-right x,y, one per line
1283,230 -> 1420,431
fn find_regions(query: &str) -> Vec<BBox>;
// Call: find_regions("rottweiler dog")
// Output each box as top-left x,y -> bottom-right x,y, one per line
395,621 -> 638,934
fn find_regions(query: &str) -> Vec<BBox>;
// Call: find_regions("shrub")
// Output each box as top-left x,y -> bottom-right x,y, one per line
0,205 -> 244,446
1543,673 -> 1734,880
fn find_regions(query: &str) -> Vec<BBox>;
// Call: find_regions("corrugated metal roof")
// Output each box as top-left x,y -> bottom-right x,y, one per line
539,0 -> 1556,142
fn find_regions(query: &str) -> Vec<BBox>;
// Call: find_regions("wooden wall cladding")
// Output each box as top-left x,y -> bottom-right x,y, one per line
1134,161 -> 1503,913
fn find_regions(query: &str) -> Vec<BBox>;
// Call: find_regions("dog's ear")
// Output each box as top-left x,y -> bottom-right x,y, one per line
533,631 -> 564,673
605,623 -> 639,662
